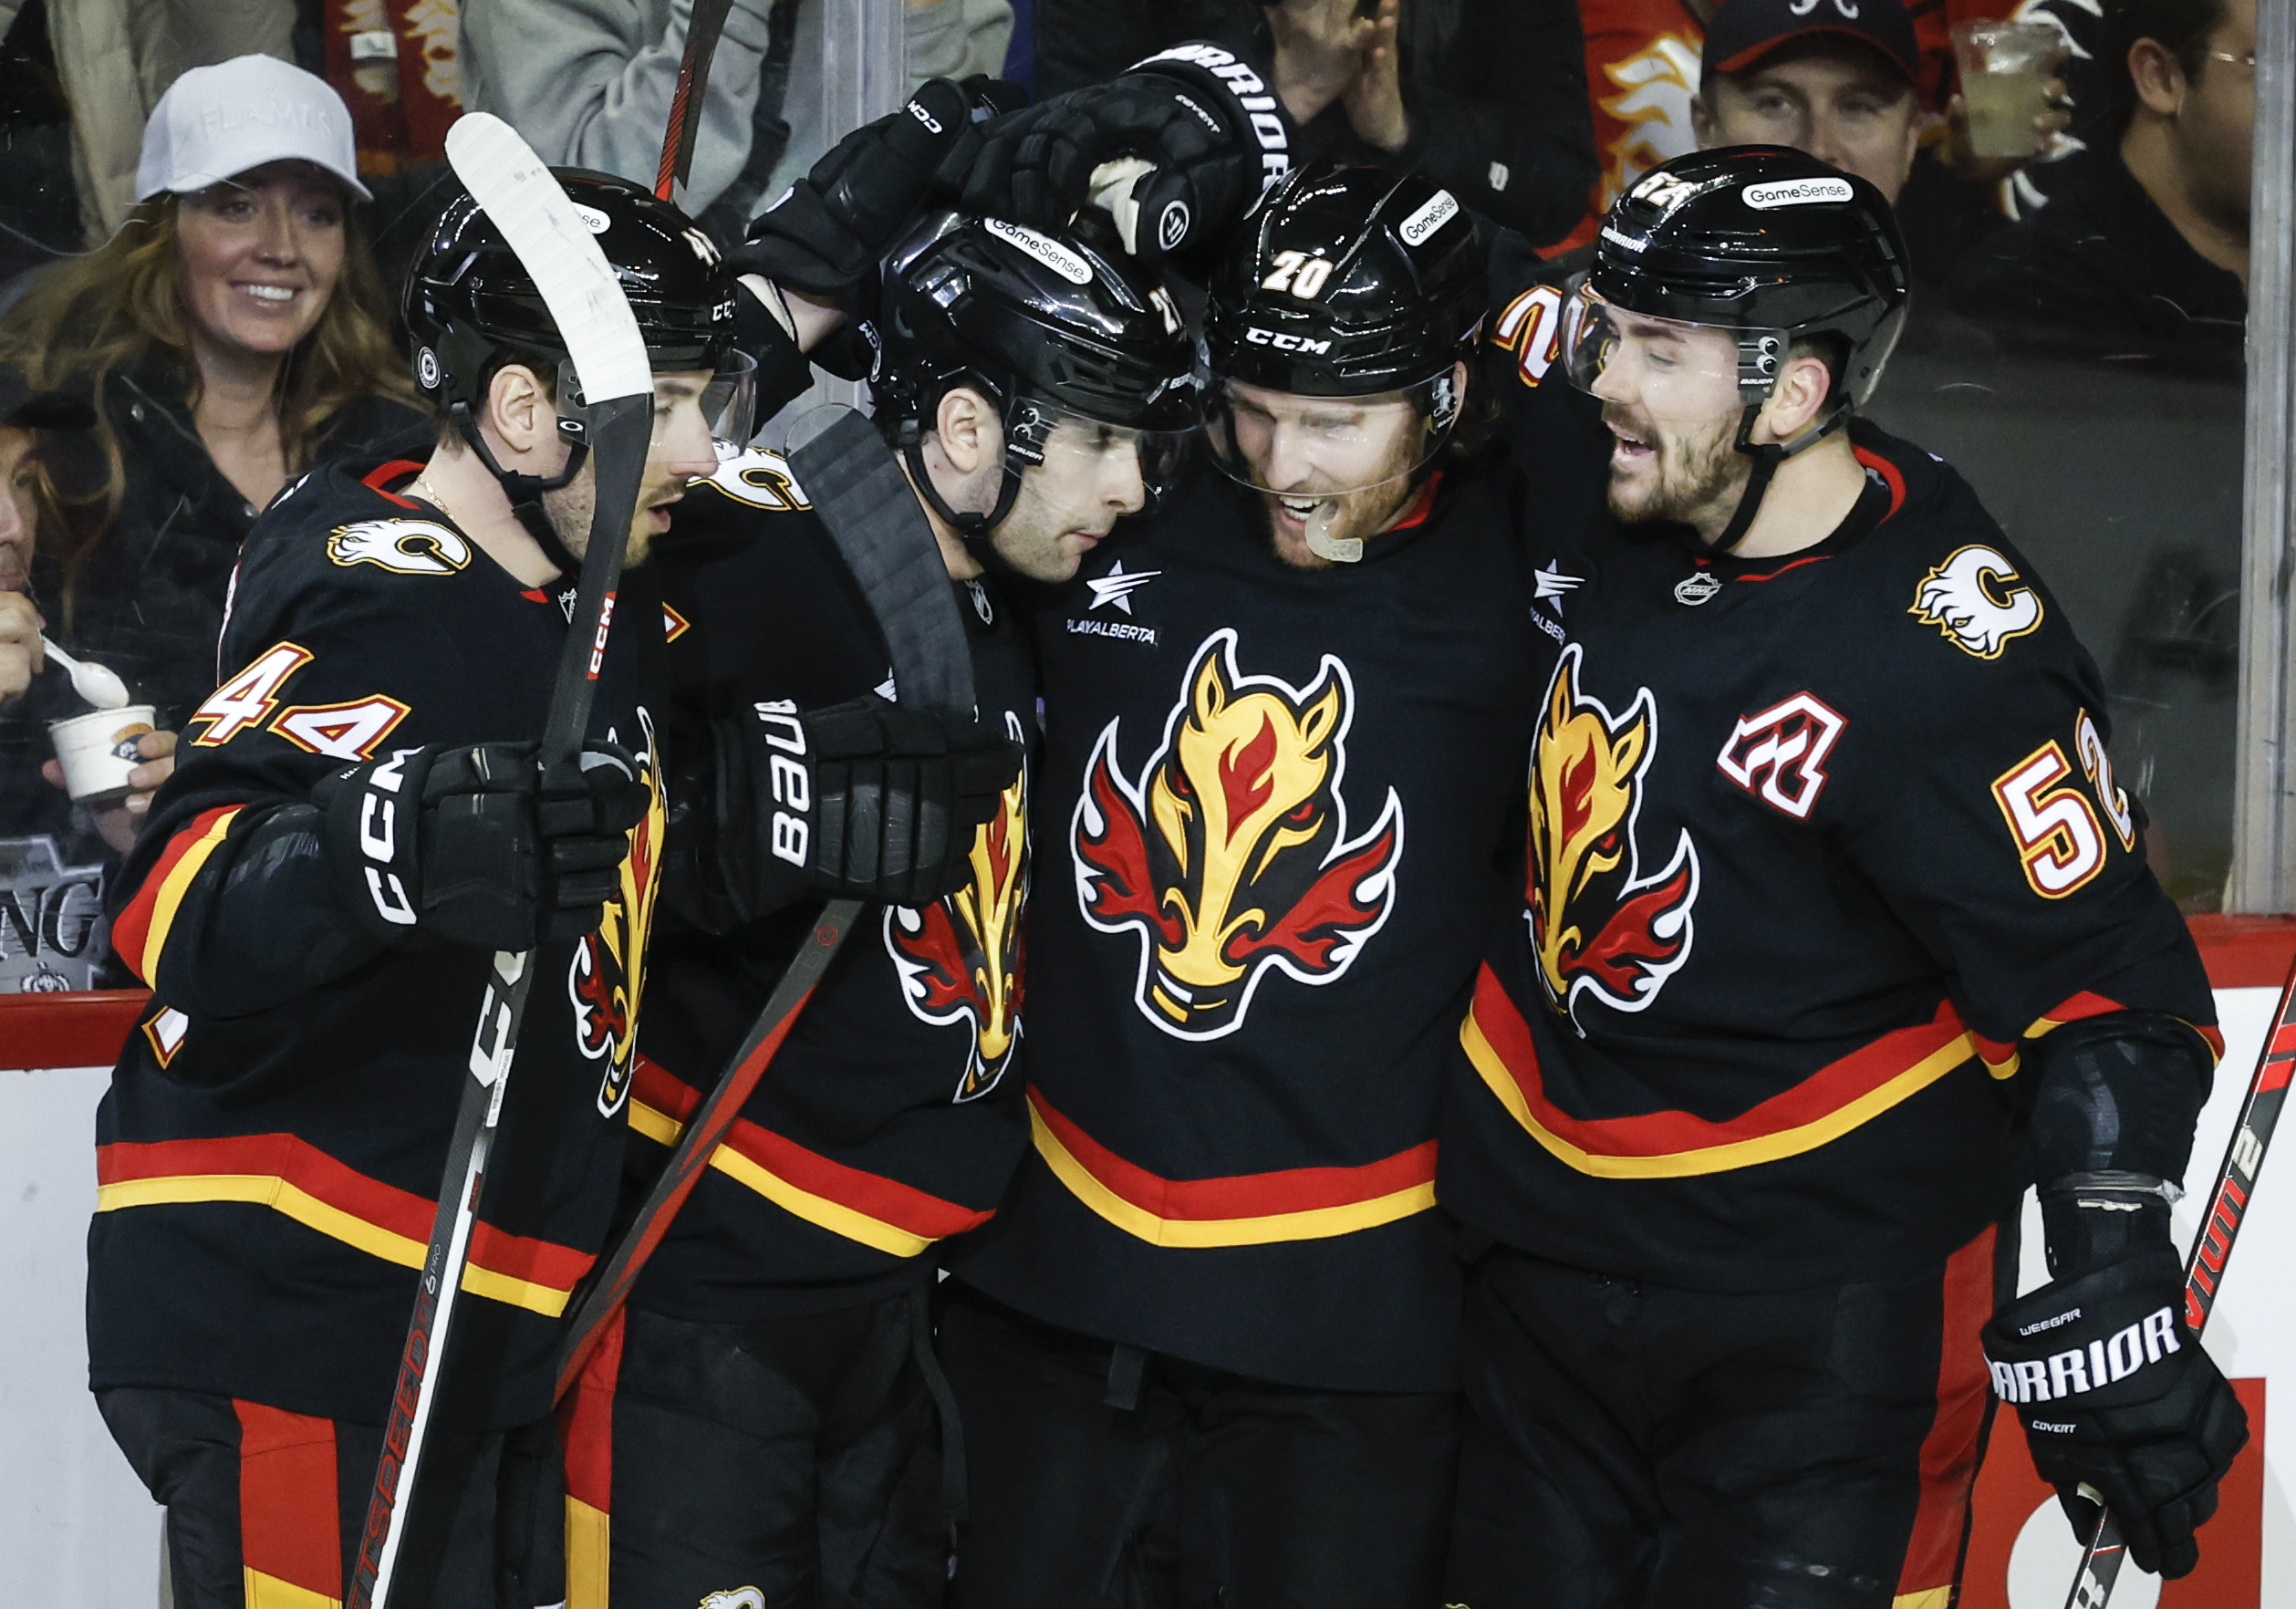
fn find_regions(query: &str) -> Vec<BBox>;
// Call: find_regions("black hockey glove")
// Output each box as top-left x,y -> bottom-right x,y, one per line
316,741 -> 651,953
712,693 -> 1021,915
735,75 -> 1021,311
1982,1244 -> 2248,1579
961,43 -> 1294,268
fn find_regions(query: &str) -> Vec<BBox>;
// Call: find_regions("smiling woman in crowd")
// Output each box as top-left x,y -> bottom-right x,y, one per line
0,54 -> 423,731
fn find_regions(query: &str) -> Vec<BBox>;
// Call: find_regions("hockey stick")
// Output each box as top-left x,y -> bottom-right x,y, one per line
554,407 -> 979,1398
657,0 -> 739,200
348,112 -> 656,1609
2059,951 -> 2296,1609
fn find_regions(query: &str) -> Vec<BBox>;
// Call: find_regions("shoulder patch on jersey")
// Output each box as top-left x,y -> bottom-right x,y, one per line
326,518 -> 473,576
1908,545 -> 2042,660
705,447 -> 813,513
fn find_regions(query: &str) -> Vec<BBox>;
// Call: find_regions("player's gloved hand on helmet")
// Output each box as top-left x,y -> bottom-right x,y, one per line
316,741 -> 651,953
712,692 -> 1022,915
961,44 -> 1293,268
734,76 -> 1019,312
1981,1244 -> 2248,1579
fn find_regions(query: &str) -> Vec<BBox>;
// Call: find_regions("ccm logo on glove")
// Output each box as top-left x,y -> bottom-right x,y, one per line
1990,1303 -> 2181,1405
355,748 -> 418,926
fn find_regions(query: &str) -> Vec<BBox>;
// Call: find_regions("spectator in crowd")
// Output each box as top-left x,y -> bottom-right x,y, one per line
0,372 -> 171,858
1948,0 -> 2251,352
462,0 -> 1013,242
0,54 -> 423,732
1026,0 -> 1597,246
1689,0 -> 2060,288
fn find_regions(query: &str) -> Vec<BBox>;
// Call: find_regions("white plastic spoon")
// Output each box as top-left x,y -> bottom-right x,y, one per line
40,636 -> 130,710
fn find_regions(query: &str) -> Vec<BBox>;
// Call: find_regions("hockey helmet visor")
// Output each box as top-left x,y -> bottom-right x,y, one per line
1560,276 -> 1792,426
1003,392 -> 1195,510
1206,368 -> 1462,503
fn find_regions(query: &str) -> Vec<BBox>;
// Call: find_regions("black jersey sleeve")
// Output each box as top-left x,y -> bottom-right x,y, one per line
1828,516 -> 2215,1067
109,513 -> 485,1034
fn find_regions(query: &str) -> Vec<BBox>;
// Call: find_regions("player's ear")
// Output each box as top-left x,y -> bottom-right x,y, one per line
1761,351 -> 1834,441
485,363 -> 552,456
934,386 -> 992,476
1691,84 -> 1719,146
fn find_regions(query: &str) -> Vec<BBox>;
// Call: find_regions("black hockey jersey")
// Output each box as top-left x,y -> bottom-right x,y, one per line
626,445 -> 1036,1320
945,457 -> 1545,1393
1440,422 -> 2220,1292
88,459 -> 663,1428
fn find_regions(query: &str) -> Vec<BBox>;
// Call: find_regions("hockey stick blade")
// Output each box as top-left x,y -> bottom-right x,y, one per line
556,898 -> 860,1396
2061,950 -> 2296,1609
350,115 -> 653,1609
657,0 -> 738,200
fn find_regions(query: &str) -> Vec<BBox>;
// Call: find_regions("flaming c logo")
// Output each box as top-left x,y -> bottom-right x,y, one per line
886,712 -> 1030,1102
1531,646 -> 1699,1027
571,711 -> 665,1116
1074,629 -> 1403,1041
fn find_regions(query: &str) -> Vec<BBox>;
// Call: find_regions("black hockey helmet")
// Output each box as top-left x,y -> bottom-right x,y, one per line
1205,162 -> 1487,400
403,167 -> 745,496
1562,146 -> 1908,551
870,208 -> 1201,555
1577,145 -> 1908,409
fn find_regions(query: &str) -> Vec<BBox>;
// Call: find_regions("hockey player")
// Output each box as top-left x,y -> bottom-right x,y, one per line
557,195 -> 1195,1601
85,170 -> 752,1605
1442,147 -> 2246,1603
932,156 -> 1545,1606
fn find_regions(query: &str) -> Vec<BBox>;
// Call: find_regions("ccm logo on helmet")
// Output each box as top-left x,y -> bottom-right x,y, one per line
1742,178 -> 1855,210
1989,1304 -> 2182,1405
1245,328 -> 1331,354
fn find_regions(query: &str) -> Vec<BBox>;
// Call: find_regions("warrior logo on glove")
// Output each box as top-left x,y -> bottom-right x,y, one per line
571,715 -> 665,1116
887,711 -> 1031,1103
1531,646 -> 1700,1026
1074,629 -> 1402,1042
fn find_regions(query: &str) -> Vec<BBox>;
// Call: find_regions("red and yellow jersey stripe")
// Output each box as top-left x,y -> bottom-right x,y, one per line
95,1134 -> 594,1317
1027,1089 -> 1438,1248
629,1058 -> 991,1259
1461,967 -> 1979,1178
109,805 -> 244,985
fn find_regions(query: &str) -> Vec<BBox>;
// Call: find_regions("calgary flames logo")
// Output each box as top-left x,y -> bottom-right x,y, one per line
1531,646 -> 1699,1027
886,712 -> 1030,1102
570,711 -> 665,1116
1074,630 -> 1403,1041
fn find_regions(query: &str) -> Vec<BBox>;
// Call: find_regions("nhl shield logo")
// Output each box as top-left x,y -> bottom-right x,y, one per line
1530,645 -> 1699,1026
1072,629 -> 1403,1041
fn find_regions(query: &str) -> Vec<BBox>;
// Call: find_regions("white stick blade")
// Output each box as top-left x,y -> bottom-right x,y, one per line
443,113 -> 653,404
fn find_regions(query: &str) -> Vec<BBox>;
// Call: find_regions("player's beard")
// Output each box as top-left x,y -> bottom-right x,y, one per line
541,465 -> 660,569
1604,403 -> 1748,531
1254,420 -> 1428,570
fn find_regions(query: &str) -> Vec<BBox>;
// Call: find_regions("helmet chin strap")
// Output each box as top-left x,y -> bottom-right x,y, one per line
1707,400 -> 1847,556
898,418 -> 1029,579
450,402 -> 592,581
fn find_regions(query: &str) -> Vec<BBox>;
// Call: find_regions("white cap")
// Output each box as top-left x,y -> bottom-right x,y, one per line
136,54 -> 372,204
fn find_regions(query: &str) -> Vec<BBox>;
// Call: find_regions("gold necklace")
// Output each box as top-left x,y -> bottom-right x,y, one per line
408,473 -> 458,528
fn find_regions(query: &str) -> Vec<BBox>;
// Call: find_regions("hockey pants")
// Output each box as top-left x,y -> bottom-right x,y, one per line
940,1281 -> 1459,1609
556,1287 -> 954,1608
1446,1221 -> 2016,1609
97,1386 -> 562,1609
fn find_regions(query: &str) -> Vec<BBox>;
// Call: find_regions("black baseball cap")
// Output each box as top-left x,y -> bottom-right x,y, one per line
1702,0 -> 1922,91
0,367 -> 93,432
